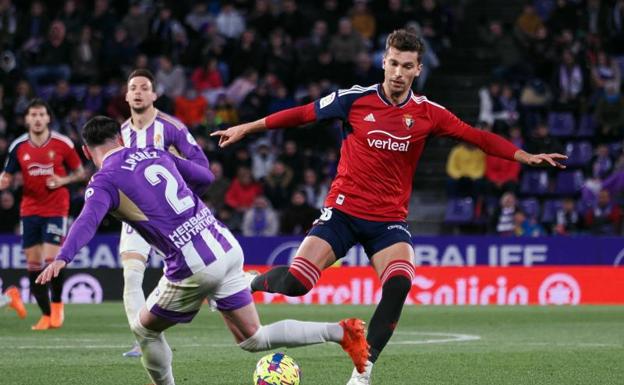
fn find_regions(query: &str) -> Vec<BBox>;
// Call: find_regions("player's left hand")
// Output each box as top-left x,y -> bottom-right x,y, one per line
36,260 -> 66,284
522,153 -> 567,169
46,175 -> 67,189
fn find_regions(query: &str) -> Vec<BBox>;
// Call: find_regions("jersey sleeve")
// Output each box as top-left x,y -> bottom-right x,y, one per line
62,142 -> 83,171
172,125 -> 210,169
431,104 -> 519,161
56,177 -> 117,264
169,152 -> 215,195
314,88 -> 360,121
3,143 -> 20,174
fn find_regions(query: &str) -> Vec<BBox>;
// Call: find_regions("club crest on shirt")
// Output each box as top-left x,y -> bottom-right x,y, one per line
23,153 -> 31,161
154,133 -> 163,147
48,150 -> 55,159
403,114 -> 414,129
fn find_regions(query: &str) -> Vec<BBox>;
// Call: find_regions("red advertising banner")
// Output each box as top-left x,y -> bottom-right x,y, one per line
247,266 -> 624,306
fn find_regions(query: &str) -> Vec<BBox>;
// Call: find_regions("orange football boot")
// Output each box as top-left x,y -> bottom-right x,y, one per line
50,302 -> 64,328
5,286 -> 27,319
339,318 -> 370,374
32,315 -> 51,330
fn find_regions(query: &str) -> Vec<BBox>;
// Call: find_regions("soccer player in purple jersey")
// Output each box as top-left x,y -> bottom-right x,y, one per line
119,69 -> 209,357
37,116 -> 369,385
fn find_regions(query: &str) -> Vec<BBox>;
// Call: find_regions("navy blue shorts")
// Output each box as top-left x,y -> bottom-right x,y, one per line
20,216 -> 67,248
308,207 -> 413,260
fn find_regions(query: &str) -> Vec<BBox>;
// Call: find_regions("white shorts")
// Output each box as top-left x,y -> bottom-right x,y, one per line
145,234 -> 252,323
119,222 -> 151,259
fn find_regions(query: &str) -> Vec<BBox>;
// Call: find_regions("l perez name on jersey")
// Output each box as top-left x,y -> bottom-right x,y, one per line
121,150 -> 160,171
168,207 -> 216,248
366,129 -> 411,152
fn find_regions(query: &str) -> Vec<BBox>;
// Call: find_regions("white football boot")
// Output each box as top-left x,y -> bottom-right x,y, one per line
346,360 -> 373,385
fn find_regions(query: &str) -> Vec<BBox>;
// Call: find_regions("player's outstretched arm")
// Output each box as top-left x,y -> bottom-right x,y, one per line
513,150 -> 567,169
211,103 -> 316,148
36,260 -> 66,284
211,118 -> 267,148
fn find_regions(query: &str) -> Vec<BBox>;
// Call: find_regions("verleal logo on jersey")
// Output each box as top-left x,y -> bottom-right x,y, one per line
366,130 -> 411,152
27,163 -> 54,176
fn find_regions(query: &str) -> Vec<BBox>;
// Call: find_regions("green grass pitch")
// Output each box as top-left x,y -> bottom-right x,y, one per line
1,304 -> 623,385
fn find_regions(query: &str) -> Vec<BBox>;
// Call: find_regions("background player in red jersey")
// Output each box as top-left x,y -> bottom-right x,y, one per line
0,99 -> 85,330
212,29 -> 566,384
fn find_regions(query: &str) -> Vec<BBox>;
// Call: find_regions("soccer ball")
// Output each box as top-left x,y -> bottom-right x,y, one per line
253,352 -> 301,385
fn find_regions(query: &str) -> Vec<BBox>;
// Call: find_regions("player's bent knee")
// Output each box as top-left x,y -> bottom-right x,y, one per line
238,326 -> 269,352
131,317 -> 160,340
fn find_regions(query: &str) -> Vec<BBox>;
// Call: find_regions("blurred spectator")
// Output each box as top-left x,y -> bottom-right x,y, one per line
226,68 -> 258,106
491,192 -> 518,236
184,2 -> 213,34
48,79 -> 77,121
595,84 -> 624,142
519,78 -> 551,130
300,168 -> 328,209
280,190 -> 319,235
174,88 -> 208,129
147,5 -> 187,59
547,0 -> 579,34
278,0 -> 308,39
554,197 -> 583,235
0,0 -> 17,48
203,162 -> 230,213
106,84 -> 130,123
514,3 -> 544,45
280,140 -> 304,183
330,18 -> 366,85
229,30 -> 265,81
417,0 -> 449,52
268,85 -> 295,115
71,26 -> 99,83
446,143 -> 485,198
90,0 -> 116,41
104,26 -> 138,78
590,51 -> 621,98
0,190 -> 18,234
191,58 -> 224,94
377,0 -> 409,36
214,94 -> 239,126
552,50 -> 585,111
353,51 -> 379,86
405,22 -> 440,92
591,144 -> 614,180
265,29 -> 296,88
251,139 -> 275,180
247,0 -> 275,38
156,56 -> 185,98
58,0 -> 84,43
526,123 -> 563,155
513,210 -> 546,237
216,2 -> 245,40
479,20 -> 522,81
584,189 -> 622,235
263,160 -> 294,210
242,195 -> 279,236
319,0 -> 342,34
224,166 -> 263,211
121,2 -> 150,46
16,1 -> 49,63
25,20 -> 72,87
349,0 -> 376,41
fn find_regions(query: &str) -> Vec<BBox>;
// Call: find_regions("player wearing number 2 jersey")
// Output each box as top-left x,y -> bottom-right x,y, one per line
37,116 -> 369,385
212,29 -> 567,384
119,69 -> 209,357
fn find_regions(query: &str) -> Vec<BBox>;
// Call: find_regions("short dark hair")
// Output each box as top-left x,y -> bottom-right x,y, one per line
82,116 -> 120,146
127,68 -> 156,91
25,98 -> 52,117
385,29 -> 425,61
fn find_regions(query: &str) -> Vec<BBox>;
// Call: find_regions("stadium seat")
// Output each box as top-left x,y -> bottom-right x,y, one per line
520,170 -> 549,195
554,170 -> 584,195
519,198 -> 540,219
565,141 -> 593,167
576,114 -> 596,137
548,112 -> 575,137
444,197 -> 474,224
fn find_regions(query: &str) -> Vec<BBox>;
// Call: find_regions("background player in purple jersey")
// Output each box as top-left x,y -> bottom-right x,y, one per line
37,116 -> 369,385
119,69 -> 209,357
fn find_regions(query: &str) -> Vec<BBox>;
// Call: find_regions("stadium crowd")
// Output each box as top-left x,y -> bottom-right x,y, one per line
0,0 -> 460,235
444,0 -> 624,237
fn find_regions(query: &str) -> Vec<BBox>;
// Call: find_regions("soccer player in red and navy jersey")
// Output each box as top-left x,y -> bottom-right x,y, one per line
0,98 -> 85,330
212,29 -> 566,384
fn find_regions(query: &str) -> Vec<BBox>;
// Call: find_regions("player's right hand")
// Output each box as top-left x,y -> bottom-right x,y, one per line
36,260 -> 67,285
210,124 -> 248,148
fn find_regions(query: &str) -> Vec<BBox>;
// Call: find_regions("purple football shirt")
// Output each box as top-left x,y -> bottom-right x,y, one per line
56,147 -> 233,281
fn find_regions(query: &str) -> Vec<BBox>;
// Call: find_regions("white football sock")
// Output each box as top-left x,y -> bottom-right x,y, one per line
122,259 -> 146,326
239,319 -> 344,352
131,318 -> 175,385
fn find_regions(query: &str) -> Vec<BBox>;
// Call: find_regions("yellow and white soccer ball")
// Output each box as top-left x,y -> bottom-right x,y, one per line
253,352 -> 301,385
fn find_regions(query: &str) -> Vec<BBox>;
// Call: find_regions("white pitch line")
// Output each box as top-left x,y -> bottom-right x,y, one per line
389,331 -> 481,345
